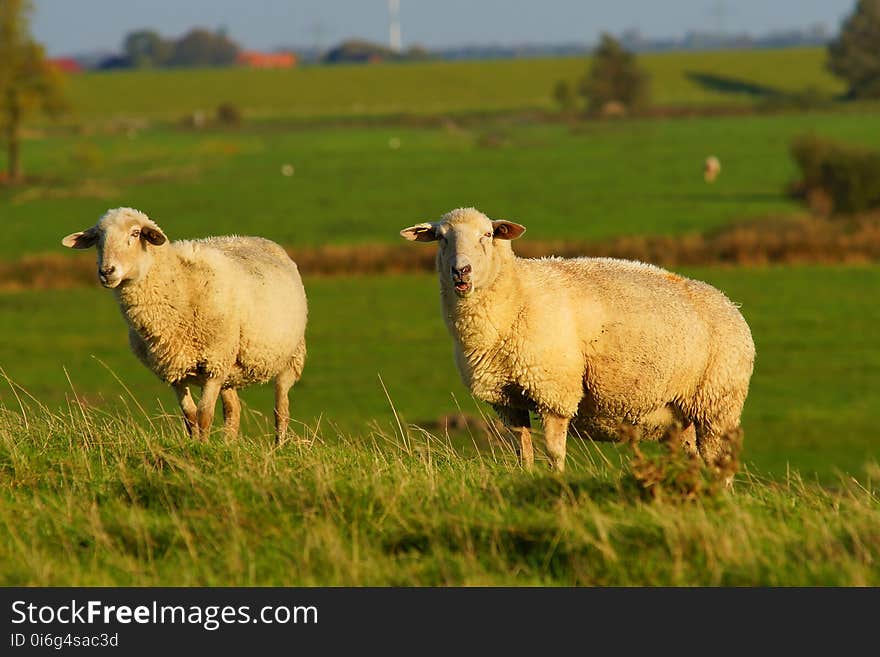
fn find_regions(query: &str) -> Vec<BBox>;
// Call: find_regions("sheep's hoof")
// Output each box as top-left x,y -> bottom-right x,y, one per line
548,460 -> 565,473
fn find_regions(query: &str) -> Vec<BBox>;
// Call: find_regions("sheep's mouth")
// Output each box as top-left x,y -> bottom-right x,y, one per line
98,273 -> 121,288
453,280 -> 473,296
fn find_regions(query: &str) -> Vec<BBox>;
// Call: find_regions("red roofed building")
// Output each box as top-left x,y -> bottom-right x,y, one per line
49,58 -> 83,74
237,51 -> 297,69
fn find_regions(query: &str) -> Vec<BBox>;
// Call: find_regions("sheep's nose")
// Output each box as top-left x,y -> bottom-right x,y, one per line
99,265 -> 116,277
452,264 -> 472,279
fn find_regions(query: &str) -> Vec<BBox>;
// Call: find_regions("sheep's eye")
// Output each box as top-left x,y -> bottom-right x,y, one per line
483,231 -> 492,238
131,229 -> 140,238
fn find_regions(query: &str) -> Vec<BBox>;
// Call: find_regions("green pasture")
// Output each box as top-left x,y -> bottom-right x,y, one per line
5,111 -> 880,260
58,48 -> 844,123
0,265 -> 877,482
1,409 -> 878,585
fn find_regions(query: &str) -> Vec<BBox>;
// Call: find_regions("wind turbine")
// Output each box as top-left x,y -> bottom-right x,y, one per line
389,0 -> 402,52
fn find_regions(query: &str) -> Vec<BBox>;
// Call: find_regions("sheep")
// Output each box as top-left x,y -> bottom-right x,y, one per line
62,207 -> 307,443
400,207 -> 755,475
704,155 -> 721,182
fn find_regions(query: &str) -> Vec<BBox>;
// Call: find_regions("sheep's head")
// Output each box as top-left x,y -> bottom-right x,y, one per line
62,207 -> 167,289
400,207 -> 525,298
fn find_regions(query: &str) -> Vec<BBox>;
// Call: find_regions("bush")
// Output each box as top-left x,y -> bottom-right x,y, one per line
790,134 -> 880,215
622,423 -> 742,503
552,79 -> 577,112
216,103 -> 242,127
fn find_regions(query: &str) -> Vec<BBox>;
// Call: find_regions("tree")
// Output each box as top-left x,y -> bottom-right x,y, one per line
123,29 -> 172,68
322,39 -> 395,64
828,0 -> 880,99
168,28 -> 240,67
578,33 -> 649,114
0,0 -> 66,181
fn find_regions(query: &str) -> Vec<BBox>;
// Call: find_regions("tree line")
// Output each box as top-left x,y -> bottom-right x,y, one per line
103,28 -> 241,70
2,0 -> 880,182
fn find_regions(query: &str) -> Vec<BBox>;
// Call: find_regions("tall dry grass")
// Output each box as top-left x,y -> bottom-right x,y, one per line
0,381 -> 877,586
8,212 -> 880,291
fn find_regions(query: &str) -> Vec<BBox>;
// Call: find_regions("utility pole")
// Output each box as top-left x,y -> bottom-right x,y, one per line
709,0 -> 728,35
309,20 -> 326,57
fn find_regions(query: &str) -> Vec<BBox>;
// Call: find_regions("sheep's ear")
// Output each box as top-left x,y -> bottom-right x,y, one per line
61,227 -> 99,249
492,220 -> 526,240
400,222 -> 439,242
141,224 -> 167,246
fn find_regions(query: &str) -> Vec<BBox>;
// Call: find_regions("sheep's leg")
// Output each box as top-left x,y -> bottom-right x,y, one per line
681,422 -> 698,457
174,383 -> 199,439
220,388 -> 241,439
492,405 -> 533,469
197,378 -> 222,438
696,424 -> 738,489
515,414 -> 534,470
274,370 -> 297,444
542,413 -> 570,472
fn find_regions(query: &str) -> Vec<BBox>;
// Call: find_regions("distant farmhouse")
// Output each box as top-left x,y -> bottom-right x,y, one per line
49,57 -> 83,74
237,50 -> 297,68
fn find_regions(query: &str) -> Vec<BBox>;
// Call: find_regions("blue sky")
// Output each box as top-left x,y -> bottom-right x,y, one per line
32,0 -> 856,55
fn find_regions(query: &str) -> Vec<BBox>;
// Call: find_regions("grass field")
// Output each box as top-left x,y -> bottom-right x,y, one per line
1,407 -> 877,586
5,111 -> 880,260
1,265 -> 877,482
57,48 -> 844,123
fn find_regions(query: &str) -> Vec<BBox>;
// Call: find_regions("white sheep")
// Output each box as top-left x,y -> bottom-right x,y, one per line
704,155 -> 721,182
401,207 -> 755,474
62,207 -> 307,442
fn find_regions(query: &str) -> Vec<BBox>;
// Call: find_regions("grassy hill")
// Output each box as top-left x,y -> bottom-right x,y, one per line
1,407 -> 877,585
58,48 -> 843,124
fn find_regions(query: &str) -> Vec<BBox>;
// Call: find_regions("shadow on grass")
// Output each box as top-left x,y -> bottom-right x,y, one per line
379,484 -> 669,584
686,71 -> 839,110
380,517 -> 606,575
499,472 -> 623,507
685,71 -> 784,98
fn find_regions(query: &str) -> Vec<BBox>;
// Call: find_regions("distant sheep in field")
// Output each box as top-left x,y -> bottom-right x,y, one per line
62,207 -> 307,443
704,155 -> 721,182
401,207 -> 755,476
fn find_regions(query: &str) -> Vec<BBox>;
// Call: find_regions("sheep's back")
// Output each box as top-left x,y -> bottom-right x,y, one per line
521,256 -> 751,406
175,236 -> 308,380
